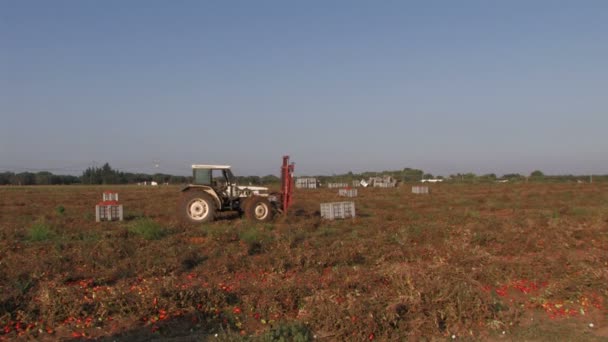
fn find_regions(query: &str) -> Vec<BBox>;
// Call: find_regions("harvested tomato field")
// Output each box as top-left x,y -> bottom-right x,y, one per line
1,183 -> 607,340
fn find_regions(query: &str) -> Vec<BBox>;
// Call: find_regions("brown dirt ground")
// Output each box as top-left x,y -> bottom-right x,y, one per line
0,183 -> 607,340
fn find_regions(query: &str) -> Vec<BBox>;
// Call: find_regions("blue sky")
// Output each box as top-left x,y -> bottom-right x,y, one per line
1,1 -> 607,177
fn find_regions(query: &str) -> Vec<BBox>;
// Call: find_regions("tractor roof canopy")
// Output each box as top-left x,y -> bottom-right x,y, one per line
192,164 -> 231,170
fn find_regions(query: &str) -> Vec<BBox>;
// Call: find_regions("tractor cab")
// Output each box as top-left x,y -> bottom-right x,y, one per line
190,164 -> 270,207
192,165 -> 236,199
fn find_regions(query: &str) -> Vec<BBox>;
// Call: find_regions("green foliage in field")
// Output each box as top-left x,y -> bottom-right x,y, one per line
239,225 -> 275,255
55,205 -> 65,216
128,218 -> 167,240
261,322 -> 312,342
27,222 -> 55,241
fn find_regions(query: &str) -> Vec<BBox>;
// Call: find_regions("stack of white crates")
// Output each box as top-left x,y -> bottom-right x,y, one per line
327,183 -> 349,189
338,188 -> 358,197
320,202 -> 356,220
412,186 -> 430,194
377,183 -> 395,188
368,176 -> 398,188
95,191 -> 124,222
295,178 -> 318,189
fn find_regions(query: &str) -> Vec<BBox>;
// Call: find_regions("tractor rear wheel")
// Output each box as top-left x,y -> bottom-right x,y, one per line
244,196 -> 274,222
180,191 -> 216,223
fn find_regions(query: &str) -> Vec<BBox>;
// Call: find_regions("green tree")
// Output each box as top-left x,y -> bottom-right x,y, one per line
261,175 -> 280,184
11,172 -> 35,185
502,173 -> 523,180
530,170 -> 544,178
480,173 -> 497,182
0,172 -> 13,185
401,168 -> 424,182
35,171 -> 52,185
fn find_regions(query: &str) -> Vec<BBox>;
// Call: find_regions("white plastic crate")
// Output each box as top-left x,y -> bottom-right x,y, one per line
295,178 -> 318,189
374,182 -> 397,188
327,183 -> 349,189
412,186 -> 430,194
102,191 -> 119,201
95,204 -> 123,222
338,188 -> 358,197
368,176 -> 397,188
96,191 -> 123,222
320,201 -> 356,220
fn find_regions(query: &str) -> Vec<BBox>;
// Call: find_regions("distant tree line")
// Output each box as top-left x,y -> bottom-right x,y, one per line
300,168 -> 608,184
234,175 -> 280,185
0,163 -> 189,186
0,163 -> 282,186
0,171 -> 80,185
81,163 -> 190,185
300,168 -> 426,184
1,164 -> 607,186
0,163 -> 283,186
444,170 -> 608,183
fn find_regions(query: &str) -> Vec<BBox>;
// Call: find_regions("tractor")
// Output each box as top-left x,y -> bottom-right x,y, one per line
179,156 -> 294,223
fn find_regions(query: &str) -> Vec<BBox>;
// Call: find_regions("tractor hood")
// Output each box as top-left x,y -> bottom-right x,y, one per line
235,185 -> 270,197
237,185 -> 269,192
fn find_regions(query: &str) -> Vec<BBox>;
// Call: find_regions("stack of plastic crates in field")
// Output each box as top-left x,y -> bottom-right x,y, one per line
320,201 -> 356,220
95,191 -> 123,222
338,188 -> 358,197
375,182 -> 396,188
295,177 -> 318,189
368,176 -> 398,188
327,183 -> 349,189
412,186 -> 430,194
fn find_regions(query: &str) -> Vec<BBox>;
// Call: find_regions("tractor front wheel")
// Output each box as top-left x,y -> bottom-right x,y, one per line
244,196 -> 274,222
180,191 -> 216,223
